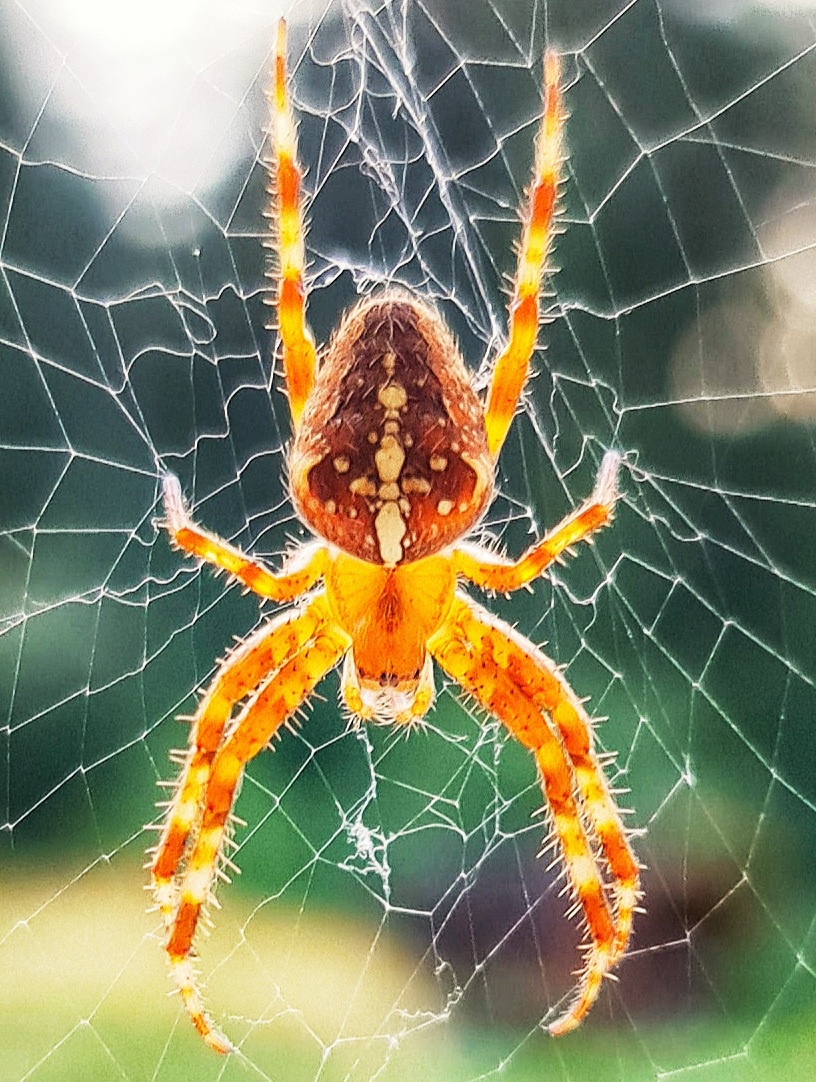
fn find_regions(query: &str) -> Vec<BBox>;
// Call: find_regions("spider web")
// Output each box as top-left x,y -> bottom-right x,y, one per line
2,0 -> 816,1079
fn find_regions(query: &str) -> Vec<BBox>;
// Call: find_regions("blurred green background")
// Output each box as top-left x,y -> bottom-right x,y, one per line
2,1 -> 816,1080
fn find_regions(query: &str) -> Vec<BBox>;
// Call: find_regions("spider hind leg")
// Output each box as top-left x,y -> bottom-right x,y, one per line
265,18 -> 317,429
483,51 -> 564,458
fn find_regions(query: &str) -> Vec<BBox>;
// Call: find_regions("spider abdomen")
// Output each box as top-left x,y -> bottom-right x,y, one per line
289,294 -> 493,565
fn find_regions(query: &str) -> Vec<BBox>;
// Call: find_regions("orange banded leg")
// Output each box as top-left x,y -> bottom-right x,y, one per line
453,451 -> 620,592
541,682 -> 640,969
429,595 -> 637,1035
162,473 -> 328,601
150,596 -> 334,931
442,595 -> 640,967
165,597 -> 350,1053
484,52 -> 564,458
265,18 -> 316,428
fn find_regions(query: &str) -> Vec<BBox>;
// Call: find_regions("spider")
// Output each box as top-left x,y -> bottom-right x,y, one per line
150,20 -> 641,1054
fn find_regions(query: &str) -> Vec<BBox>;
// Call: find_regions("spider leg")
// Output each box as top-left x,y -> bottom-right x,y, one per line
428,594 -> 639,1036
453,451 -> 619,592
484,52 -> 563,459
162,473 -> 328,601
155,593 -> 350,1053
150,595 -> 335,929
265,18 -> 317,429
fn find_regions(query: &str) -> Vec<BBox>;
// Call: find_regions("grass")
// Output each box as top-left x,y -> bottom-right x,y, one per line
3,859 -> 815,1082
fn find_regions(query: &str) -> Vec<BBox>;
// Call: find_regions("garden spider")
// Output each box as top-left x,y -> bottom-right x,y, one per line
150,20 -> 641,1054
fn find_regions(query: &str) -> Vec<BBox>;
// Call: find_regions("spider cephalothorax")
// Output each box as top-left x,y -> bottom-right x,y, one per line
150,20 -> 641,1055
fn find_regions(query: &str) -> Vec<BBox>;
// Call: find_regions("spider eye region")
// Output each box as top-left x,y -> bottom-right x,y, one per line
290,295 -> 493,564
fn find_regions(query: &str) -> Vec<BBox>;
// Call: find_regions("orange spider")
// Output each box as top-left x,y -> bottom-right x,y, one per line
150,20 -> 641,1054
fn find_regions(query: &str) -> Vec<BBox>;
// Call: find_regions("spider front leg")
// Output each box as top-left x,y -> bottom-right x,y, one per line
150,599 -> 334,929
429,595 -> 640,1035
484,52 -> 564,459
152,594 -> 350,1053
453,451 -> 620,593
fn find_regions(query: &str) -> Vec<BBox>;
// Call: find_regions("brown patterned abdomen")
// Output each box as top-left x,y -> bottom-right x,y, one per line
289,294 -> 493,564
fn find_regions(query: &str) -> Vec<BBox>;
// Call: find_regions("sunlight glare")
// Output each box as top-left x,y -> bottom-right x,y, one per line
23,0 -> 289,228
